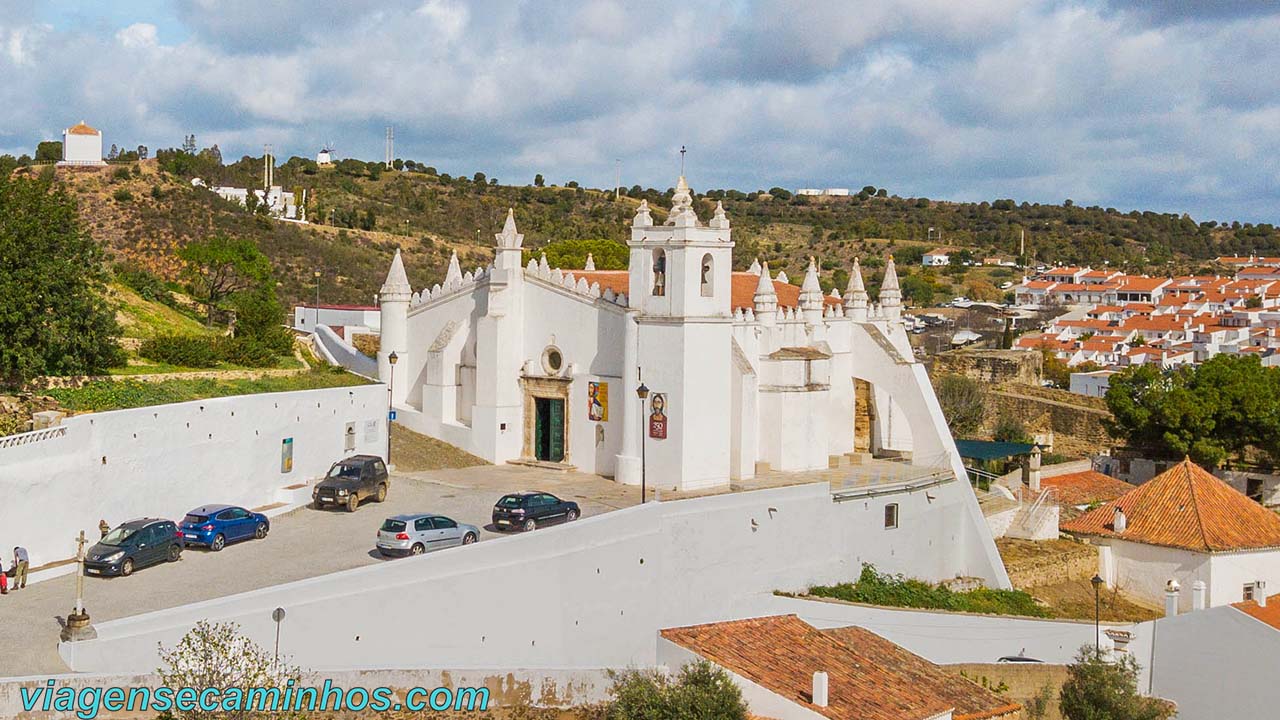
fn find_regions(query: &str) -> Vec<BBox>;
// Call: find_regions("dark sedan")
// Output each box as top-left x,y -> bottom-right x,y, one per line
492,491 -> 580,532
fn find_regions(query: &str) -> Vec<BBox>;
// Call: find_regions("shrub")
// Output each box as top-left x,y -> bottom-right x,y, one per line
159,620 -> 302,720
606,660 -> 747,720
139,335 -> 220,367
808,564 -> 1049,618
993,414 -> 1032,443
114,264 -> 174,304
214,336 -> 278,368
112,166 -> 130,181
1060,646 -> 1172,720
112,188 -> 133,203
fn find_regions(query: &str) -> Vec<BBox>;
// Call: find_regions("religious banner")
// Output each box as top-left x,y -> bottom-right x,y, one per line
280,437 -> 294,473
588,381 -> 609,422
648,393 -> 668,439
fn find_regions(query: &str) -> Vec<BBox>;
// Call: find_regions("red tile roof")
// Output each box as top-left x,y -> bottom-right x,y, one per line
572,270 -> 841,311
1234,593 -> 1280,631
1117,277 -> 1171,292
1061,459 -> 1280,552
66,121 -> 100,136
661,615 -> 1017,720
1042,470 -> 1134,506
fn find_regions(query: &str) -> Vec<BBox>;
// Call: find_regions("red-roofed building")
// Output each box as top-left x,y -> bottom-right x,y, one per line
1062,459 -> 1280,611
659,615 -> 1021,720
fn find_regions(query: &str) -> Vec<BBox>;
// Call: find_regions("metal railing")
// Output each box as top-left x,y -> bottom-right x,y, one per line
0,425 -> 67,450
1017,486 -> 1058,532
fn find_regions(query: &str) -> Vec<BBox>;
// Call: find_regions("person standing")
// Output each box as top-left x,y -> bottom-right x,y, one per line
0,553 -> 7,595
99,520 -> 110,539
11,547 -> 27,590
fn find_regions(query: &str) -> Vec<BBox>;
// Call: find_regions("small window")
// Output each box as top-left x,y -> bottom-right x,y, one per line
415,518 -> 433,532
700,253 -> 714,297
652,250 -> 666,296
432,517 -> 457,529
374,460 -> 387,475
216,510 -> 234,521
884,503 -> 899,529
1245,583 -> 1257,601
381,519 -> 407,533
542,347 -> 564,375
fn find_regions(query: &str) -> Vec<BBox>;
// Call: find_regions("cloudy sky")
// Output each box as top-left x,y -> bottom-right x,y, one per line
2,0 -> 1278,221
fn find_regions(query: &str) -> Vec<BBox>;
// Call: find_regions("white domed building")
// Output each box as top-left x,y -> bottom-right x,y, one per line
58,121 -> 106,166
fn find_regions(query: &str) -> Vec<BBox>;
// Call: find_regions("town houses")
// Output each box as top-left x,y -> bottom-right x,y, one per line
1012,261 -> 1280,395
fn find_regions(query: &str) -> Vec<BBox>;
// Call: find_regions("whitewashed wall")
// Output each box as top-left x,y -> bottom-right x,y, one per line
60,478 -> 1007,674
0,384 -> 386,567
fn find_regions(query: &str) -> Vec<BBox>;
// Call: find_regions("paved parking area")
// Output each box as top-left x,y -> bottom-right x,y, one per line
1,464 -> 648,677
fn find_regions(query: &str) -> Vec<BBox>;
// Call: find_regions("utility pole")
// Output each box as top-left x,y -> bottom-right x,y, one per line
615,159 -> 621,200
385,126 -> 394,170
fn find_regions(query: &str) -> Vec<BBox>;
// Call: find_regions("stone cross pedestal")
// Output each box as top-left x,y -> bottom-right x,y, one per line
61,530 -> 96,642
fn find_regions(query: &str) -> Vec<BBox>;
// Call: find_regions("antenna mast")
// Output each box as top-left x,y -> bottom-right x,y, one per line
385,126 -> 394,169
679,145 -> 686,176
615,159 -> 621,200
263,144 -> 273,190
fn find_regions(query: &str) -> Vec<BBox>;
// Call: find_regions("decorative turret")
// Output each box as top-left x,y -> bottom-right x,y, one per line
748,257 -> 761,274
844,258 -> 869,322
445,250 -> 462,286
709,200 -> 729,230
665,176 -> 698,227
776,270 -> 789,284
799,257 -> 824,323
584,253 -> 596,271
753,262 -> 778,325
633,199 -> 653,227
880,255 -> 902,323
493,208 -> 524,271
379,249 -> 412,401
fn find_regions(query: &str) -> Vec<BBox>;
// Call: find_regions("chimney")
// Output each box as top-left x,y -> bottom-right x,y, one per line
1258,581 -> 1268,607
1192,580 -> 1206,611
1165,579 -> 1181,617
812,671 -> 829,708
1113,507 -> 1127,533
1028,446 -> 1042,492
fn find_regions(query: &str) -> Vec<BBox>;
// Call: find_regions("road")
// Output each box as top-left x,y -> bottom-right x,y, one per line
3,464 -> 643,677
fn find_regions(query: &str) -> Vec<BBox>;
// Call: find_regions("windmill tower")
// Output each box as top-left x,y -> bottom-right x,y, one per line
317,142 -> 334,166
385,126 -> 394,169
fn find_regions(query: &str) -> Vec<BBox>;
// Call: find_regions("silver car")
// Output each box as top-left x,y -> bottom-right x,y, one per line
377,513 -> 480,557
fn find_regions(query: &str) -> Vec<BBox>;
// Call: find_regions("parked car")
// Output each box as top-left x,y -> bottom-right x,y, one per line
84,518 -> 183,577
377,513 -> 480,557
997,651 -> 1044,663
491,491 -> 580,532
313,454 -> 389,512
180,504 -> 269,551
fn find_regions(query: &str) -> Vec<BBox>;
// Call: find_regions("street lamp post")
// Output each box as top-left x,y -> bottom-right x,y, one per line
636,382 -> 649,504
313,270 -> 322,327
387,351 -> 398,466
1091,574 -> 1104,659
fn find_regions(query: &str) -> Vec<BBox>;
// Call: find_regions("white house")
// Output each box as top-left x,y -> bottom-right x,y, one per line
58,121 -> 105,166
922,248 -> 951,266
1069,368 -> 1117,397
293,304 -> 381,338
1063,459 -> 1280,612
379,174 -> 965,492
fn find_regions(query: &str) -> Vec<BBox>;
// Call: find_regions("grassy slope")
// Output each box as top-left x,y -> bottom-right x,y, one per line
110,283 -> 213,340
35,158 -> 1280,311
46,368 -> 371,412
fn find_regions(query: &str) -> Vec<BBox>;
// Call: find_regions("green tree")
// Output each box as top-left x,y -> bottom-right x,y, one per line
231,285 -> 294,355
534,173 -> 545,187
531,238 -> 630,271
0,174 -> 123,385
900,274 -> 936,306
158,620 -> 302,720
606,660 -> 748,720
1060,646 -> 1171,720
935,374 -> 987,437
35,141 -> 62,163
178,235 -> 273,323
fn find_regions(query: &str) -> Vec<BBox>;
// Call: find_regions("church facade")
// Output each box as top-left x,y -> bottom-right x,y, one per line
380,177 -> 964,492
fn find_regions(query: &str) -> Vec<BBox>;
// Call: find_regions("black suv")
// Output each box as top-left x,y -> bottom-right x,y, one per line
313,455 -> 390,512
492,492 -> 580,532
84,518 -> 183,577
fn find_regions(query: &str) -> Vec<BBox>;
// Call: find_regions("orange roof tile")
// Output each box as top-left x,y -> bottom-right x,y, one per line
1061,459 -> 1280,552
1043,471 -> 1134,506
1233,593 -> 1280,631
661,615 -> 1017,720
1117,277 -> 1171,292
821,626 -> 1022,720
66,121 -> 100,136
571,270 -> 841,311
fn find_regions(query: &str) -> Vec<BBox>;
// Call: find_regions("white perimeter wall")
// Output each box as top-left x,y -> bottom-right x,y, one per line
60,478 -> 1007,674
0,384 -> 386,567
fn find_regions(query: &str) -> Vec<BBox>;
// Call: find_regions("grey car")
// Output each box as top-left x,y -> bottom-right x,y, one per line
376,513 -> 480,557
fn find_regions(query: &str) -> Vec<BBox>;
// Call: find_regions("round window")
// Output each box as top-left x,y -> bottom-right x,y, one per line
542,347 -> 564,374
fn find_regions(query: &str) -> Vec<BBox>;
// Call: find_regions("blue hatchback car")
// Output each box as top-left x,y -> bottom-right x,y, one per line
179,504 -> 270,551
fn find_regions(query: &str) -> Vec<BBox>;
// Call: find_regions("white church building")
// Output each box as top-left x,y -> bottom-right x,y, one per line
379,176 -> 963,492
58,121 -> 106,166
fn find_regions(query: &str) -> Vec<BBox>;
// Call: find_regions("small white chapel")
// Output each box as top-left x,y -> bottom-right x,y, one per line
379,176 -> 963,491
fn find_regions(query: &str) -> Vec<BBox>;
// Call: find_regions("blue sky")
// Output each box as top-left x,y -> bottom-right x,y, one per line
4,0 -> 1280,222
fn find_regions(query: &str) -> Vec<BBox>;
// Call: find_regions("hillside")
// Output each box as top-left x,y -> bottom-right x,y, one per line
20,153 -> 1280,308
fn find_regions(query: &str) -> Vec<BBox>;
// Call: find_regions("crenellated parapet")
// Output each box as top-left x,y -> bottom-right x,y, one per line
524,253 -> 629,308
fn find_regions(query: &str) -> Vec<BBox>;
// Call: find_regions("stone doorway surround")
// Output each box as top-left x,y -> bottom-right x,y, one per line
519,374 -> 573,466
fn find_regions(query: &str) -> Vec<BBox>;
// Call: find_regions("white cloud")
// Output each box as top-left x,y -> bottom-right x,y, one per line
0,1 -> 1277,221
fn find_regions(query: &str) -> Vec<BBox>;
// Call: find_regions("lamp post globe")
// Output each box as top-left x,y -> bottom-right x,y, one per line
1091,574 -> 1104,658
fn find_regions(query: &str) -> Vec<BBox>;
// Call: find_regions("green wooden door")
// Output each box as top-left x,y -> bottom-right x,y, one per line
548,399 -> 565,462
534,398 -> 547,460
